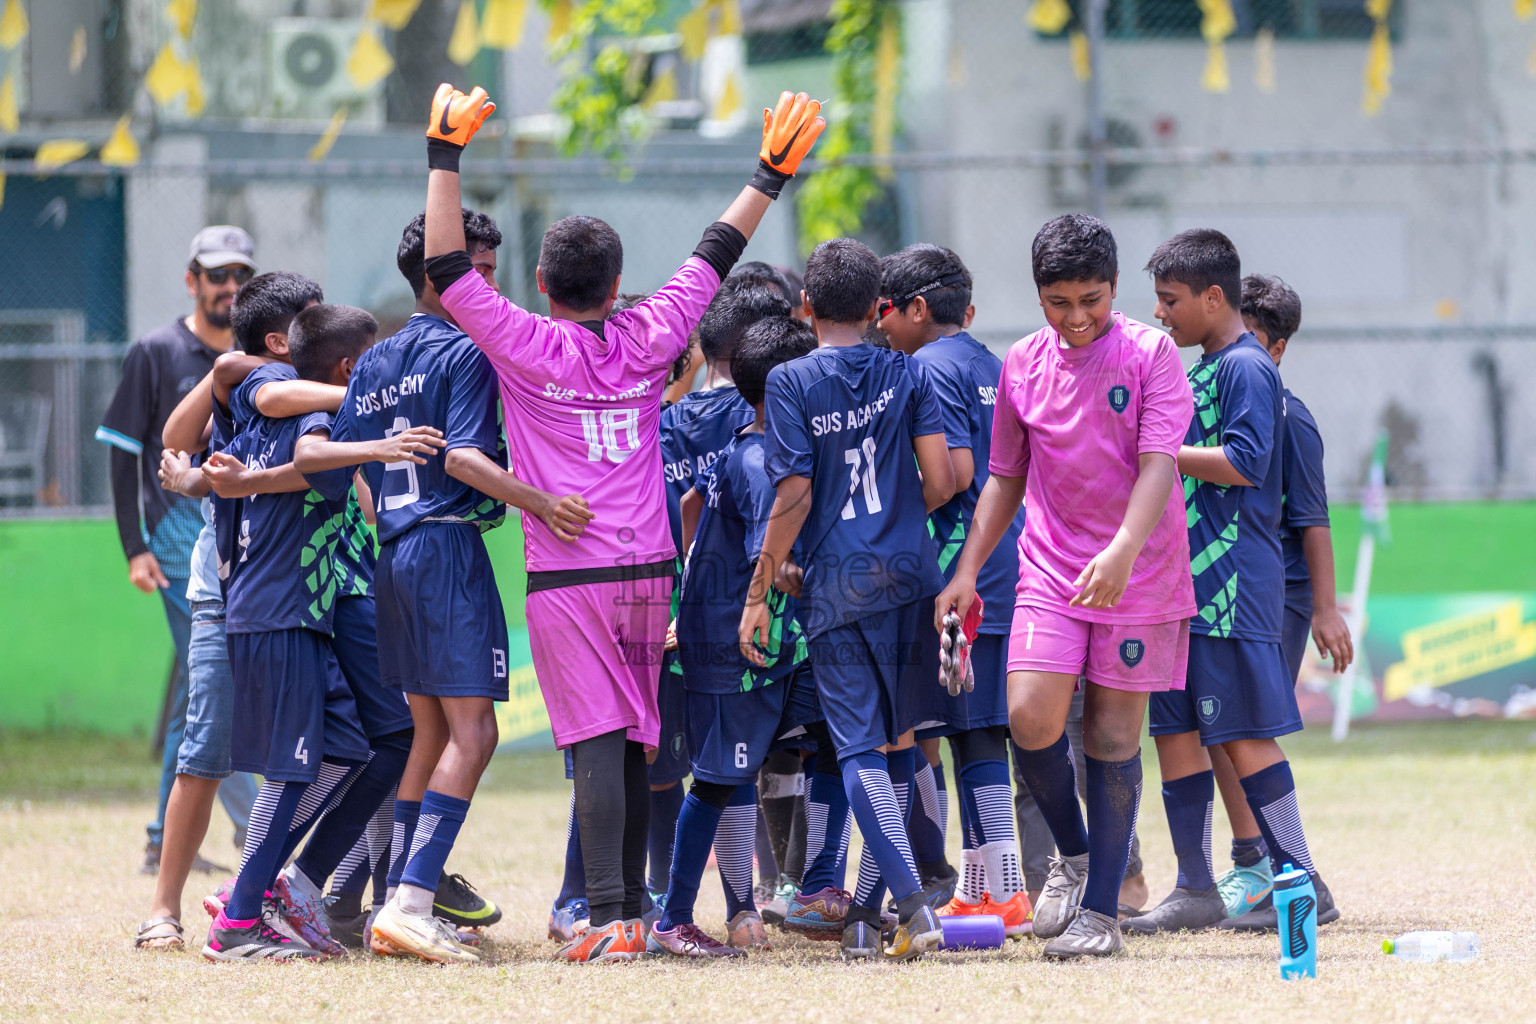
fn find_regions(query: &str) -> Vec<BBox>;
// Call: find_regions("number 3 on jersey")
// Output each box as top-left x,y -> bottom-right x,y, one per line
382,416 -> 419,511
841,436 -> 882,520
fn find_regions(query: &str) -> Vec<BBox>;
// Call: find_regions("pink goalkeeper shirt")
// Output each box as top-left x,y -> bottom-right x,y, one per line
441,257 -> 720,573
989,312 -> 1197,624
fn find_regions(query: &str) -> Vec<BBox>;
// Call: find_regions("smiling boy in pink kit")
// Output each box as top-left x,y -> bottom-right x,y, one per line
418,83 -> 824,962
935,214 -> 1194,960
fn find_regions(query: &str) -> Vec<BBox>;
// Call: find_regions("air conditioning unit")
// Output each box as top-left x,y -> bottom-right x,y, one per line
267,19 -> 384,124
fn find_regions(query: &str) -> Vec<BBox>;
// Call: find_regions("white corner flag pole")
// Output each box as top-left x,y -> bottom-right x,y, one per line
1333,432 -> 1390,743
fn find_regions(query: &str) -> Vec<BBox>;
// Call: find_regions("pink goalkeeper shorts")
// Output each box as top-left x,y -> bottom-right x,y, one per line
526,575 -> 672,750
1007,603 -> 1189,692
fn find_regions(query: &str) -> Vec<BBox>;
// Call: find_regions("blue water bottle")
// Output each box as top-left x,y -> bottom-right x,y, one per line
1274,863 -> 1318,979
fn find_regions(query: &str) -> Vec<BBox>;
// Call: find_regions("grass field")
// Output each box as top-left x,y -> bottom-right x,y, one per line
3,722 -> 1534,1023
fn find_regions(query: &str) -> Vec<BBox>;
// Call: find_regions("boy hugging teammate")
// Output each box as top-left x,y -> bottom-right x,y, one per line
1127,230 -> 1339,937
746,238 -> 958,961
877,244 -> 1031,936
648,315 -> 818,959
421,83 -> 823,962
936,215 -> 1196,959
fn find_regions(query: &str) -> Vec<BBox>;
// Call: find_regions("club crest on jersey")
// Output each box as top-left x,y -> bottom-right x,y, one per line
670,732 -> 686,759
1119,638 -> 1144,667
1108,384 -> 1130,413
1198,696 -> 1221,724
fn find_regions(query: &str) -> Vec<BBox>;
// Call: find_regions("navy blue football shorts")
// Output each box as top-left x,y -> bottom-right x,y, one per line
331,593 -> 414,740
687,666 -> 818,786
807,601 -> 926,760
912,631 -> 1010,738
229,627 -> 370,782
375,523 -> 510,700
1280,606 -> 1312,686
1149,633 -> 1302,745
650,652 -> 691,786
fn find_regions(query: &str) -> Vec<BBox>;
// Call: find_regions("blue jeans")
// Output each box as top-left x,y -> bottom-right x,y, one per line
148,592 -> 256,845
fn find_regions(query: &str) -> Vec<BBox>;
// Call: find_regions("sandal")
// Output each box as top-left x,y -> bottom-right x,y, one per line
134,916 -> 185,950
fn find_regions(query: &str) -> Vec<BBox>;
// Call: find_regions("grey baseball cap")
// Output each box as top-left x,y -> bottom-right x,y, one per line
189,225 -> 256,270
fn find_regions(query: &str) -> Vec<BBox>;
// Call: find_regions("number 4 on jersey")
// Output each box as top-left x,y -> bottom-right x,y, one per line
841,436 -> 882,520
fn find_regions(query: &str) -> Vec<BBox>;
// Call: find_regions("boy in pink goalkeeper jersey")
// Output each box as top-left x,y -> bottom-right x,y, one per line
419,83 -> 824,962
935,214 -> 1194,960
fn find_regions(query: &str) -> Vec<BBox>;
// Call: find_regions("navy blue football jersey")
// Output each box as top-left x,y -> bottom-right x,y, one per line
764,343 -> 945,636
328,314 -> 506,545
1183,333 -> 1286,642
300,411 -> 375,599
216,410 -> 352,636
678,431 -> 806,693
1279,389 -> 1329,614
660,385 -> 754,555
914,332 -> 1025,635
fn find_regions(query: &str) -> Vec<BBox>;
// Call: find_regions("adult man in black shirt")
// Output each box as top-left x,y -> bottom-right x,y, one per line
96,226 -> 259,873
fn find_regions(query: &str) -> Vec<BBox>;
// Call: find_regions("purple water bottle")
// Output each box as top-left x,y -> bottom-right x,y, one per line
938,914 -> 1005,950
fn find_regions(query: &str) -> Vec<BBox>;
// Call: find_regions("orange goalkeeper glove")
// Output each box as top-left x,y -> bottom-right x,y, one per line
749,91 -> 826,199
426,83 -> 496,172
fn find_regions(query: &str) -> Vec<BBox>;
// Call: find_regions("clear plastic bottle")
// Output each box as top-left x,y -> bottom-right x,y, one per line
1383,931 -> 1481,963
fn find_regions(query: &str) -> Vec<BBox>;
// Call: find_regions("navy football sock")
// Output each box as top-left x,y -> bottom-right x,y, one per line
229,779 -> 306,921
933,760 -> 951,847
1162,770 -> 1216,891
1240,760 -> 1316,875
295,731 -> 410,888
1083,754 -> 1142,918
557,791 -> 586,904
841,752 -> 921,907
1231,835 -> 1269,868
657,789 -> 726,930
386,798 -> 421,892
399,790 -> 469,898
800,770 -> 851,893
646,781 -> 684,895
272,761 -> 360,868
365,787 -> 395,907
1011,733 -> 1090,857
961,757 -> 1023,901
909,758 -> 947,868
716,784 -> 758,920
330,836 -> 371,897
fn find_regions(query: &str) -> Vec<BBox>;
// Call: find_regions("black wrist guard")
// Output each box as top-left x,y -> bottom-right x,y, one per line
748,159 -> 793,200
427,137 -> 464,173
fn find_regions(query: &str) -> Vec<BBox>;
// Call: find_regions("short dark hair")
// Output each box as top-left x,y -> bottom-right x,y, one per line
611,291 -> 650,316
1241,273 -> 1301,344
697,283 -> 792,363
775,265 -> 805,307
397,208 -> 502,299
863,321 -> 891,349
231,271 -> 323,355
1032,214 -> 1118,289
803,238 -> 881,324
732,316 -> 818,406
724,261 -> 794,306
1145,228 -> 1242,309
539,215 -> 623,311
881,244 -> 972,326
289,304 -> 378,382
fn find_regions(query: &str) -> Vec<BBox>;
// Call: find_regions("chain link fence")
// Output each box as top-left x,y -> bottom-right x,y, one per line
2,1 -> 1535,512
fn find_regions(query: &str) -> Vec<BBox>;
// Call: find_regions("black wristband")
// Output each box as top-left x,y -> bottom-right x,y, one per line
748,158 -> 792,200
692,222 -> 749,281
427,137 -> 464,172
425,250 -> 474,295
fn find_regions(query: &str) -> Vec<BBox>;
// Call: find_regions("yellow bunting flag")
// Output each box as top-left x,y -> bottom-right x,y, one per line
144,44 -> 189,106
641,65 -> 677,107
1069,30 -> 1090,82
165,0 -> 197,40
717,0 -> 742,37
481,0 -> 527,49
70,26 -> 88,73
0,72 -> 17,134
678,4 -> 709,61
546,0 -> 572,46
1029,0 -> 1071,35
1197,0 -> 1235,93
711,70 -> 742,121
184,56 -> 206,116
871,5 -> 899,180
1254,25 -> 1277,93
0,0 -> 29,50
35,139 -> 91,170
1362,0 -> 1392,115
448,0 -> 481,65
369,0 -> 422,31
309,106 -> 347,161
1519,0 -> 1535,19
100,115 -> 141,166
347,23 -> 396,90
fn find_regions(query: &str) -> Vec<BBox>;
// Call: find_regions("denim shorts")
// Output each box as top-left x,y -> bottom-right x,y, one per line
176,599 -> 237,779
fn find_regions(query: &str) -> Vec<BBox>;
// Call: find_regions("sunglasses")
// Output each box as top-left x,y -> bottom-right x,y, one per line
201,267 -> 254,286
878,271 -> 968,320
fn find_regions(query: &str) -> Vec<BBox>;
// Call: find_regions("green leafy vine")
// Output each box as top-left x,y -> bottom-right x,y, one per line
540,0 -> 665,158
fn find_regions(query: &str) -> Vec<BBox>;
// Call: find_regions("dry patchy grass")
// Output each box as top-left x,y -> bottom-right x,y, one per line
3,722 -> 1535,1023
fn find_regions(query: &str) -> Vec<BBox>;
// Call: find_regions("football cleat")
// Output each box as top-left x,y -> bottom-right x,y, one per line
558,918 -> 644,964
371,899 -> 479,964
1216,860 -> 1275,919
646,921 -> 744,959
983,891 -> 1034,937
548,896 -> 591,942
760,879 -> 796,926
1032,852 -> 1090,939
884,905 -> 943,962
433,871 -> 502,929
840,917 -> 881,961
1218,874 -> 1339,932
273,873 -> 345,956
1120,885 -> 1227,935
324,894 -> 368,949
784,886 -> 850,940
1043,908 -> 1124,959
725,910 -> 771,950
201,907 -> 322,963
